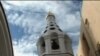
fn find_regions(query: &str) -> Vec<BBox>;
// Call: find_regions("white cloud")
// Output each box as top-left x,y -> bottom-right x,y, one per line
13,34 -> 38,56
2,1 -> 82,56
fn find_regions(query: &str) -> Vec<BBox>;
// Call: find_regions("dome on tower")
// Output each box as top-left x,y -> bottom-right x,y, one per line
48,11 -> 54,16
46,11 -> 55,20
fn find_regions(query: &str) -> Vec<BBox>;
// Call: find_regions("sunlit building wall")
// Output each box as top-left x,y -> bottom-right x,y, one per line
0,2 -> 14,56
78,1 -> 100,56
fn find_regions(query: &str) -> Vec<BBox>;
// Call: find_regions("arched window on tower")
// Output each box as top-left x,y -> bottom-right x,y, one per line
44,30 -> 47,33
50,27 -> 55,30
50,24 -> 54,26
58,28 -> 62,32
51,39 -> 59,50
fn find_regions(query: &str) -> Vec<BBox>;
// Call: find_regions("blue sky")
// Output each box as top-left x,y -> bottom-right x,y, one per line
2,1 -> 82,56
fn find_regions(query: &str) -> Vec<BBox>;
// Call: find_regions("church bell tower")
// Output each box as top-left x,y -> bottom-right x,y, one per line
37,12 -> 74,56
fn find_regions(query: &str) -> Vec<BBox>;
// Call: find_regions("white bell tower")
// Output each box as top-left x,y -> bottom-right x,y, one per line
37,11 -> 74,56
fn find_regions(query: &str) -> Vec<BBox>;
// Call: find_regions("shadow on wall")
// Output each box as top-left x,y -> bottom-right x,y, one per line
0,2 -> 14,56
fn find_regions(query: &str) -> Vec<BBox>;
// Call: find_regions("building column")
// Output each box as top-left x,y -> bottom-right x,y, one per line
44,37 -> 51,54
58,35 -> 66,53
37,44 -> 41,56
